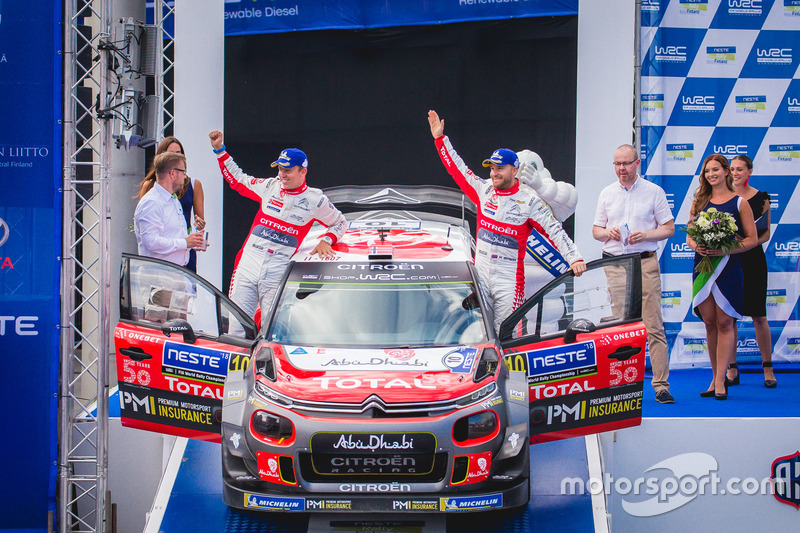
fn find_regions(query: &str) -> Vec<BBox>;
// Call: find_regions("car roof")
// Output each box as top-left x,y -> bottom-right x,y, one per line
295,209 -> 474,264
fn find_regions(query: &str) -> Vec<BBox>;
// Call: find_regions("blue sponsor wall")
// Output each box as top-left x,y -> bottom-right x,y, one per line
641,0 -> 800,367
150,0 -> 578,35
0,1 -> 61,531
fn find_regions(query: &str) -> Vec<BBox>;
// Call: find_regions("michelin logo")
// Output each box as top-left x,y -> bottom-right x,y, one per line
244,494 -> 305,511
440,494 -> 503,511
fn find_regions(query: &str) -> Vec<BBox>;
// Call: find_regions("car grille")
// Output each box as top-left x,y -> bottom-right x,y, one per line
299,431 -> 447,483
299,451 -> 448,483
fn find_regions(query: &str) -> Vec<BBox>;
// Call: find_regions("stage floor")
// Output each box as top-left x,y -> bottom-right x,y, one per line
641,366 -> 799,418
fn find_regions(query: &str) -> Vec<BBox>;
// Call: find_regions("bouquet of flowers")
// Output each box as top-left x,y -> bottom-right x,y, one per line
683,207 -> 741,273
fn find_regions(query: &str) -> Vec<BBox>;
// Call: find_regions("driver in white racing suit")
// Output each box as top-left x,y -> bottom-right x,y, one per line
427,111 -> 586,332
209,130 -> 347,329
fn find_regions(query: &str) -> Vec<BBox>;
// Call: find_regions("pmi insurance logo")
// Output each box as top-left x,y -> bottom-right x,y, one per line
680,0 -> 708,13
666,143 -> 693,161
786,0 -> 800,17
736,95 -> 766,113
771,451 -> 800,509
641,93 -> 664,111
707,46 -> 736,64
769,144 -> 800,162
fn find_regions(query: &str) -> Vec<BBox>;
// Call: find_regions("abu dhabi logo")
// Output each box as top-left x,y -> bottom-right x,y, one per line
0,217 -> 8,247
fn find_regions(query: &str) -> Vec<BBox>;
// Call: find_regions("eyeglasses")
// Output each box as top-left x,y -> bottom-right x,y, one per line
172,168 -> 188,175
612,160 -> 637,168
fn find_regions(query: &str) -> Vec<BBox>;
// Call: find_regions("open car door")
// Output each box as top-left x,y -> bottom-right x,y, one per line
499,254 -> 646,443
114,253 -> 258,442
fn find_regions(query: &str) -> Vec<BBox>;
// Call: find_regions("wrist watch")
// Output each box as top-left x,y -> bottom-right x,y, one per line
320,236 -> 333,245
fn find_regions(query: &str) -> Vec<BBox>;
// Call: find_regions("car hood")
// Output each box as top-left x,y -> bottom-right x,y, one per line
266,344 -> 490,403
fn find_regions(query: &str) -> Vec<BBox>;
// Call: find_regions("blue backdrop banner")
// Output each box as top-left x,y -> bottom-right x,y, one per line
150,0 -> 578,35
640,0 -> 800,368
0,1 -> 61,530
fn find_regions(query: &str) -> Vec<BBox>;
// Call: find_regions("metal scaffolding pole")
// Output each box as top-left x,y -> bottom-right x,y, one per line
59,0 -> 112,531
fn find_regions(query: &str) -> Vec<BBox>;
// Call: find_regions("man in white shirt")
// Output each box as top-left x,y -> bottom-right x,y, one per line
134,151 -> 205,266
593,144 -> 676,404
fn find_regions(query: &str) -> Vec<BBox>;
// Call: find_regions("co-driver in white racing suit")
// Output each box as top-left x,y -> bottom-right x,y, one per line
210,131 -> 347,330
428,111 -> 585,332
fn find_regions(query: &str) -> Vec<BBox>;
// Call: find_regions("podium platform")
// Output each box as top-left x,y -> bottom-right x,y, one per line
144,436 -> 599,533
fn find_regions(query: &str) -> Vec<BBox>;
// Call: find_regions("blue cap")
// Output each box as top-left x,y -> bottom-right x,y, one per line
482,148 -> 519,168
271,148 -> 308,169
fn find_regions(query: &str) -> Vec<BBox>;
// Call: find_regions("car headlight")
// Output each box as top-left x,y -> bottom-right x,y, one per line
251,410 -> 294,444
454,381 -> 497,408
473,346 -> 499,382
255,345 -> 276,381
453,410 -> 498,444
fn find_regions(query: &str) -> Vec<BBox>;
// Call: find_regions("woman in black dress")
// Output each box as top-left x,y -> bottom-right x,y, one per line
725,155 -> 776,388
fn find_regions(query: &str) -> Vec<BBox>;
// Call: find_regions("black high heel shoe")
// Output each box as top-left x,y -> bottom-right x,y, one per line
700,389 -> 715,398
714,380 -> 728,400
725,363 -> 740,386
763,362 -> 777,388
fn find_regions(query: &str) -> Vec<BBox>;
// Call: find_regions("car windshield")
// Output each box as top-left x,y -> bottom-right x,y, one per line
267,264 -> 487,347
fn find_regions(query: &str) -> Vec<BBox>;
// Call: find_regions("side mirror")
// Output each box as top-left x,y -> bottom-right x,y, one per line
162,318 -> 196,344
564,318 -> 596,344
